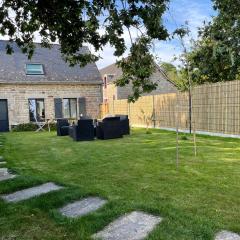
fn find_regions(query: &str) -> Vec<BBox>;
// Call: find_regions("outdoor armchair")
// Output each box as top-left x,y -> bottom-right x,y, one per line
56,119 -> 69,136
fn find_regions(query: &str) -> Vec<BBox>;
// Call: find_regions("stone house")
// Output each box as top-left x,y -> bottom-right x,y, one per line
100,63 -> 177,103
0,40 -> 102,132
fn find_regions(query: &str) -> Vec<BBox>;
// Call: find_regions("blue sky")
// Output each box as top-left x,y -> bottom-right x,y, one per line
96,0 -> 216,69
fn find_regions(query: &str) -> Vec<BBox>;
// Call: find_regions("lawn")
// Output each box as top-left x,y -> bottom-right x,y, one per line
0,128 -> 239,240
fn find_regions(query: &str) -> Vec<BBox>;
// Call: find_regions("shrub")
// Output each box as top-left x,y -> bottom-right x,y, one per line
12,122 -> 57,132
180,135 -> 188,140
146,129 -> 152,134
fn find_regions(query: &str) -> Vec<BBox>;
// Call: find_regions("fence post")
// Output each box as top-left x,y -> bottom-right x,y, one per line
128,101 -> 131,126
112,95 -> 115,115
153,95 -> 156,128
176,92 -> 179,169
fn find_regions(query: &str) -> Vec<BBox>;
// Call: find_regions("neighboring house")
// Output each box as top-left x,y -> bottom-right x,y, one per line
0,40 -> 102,132
100,63 -> 177,103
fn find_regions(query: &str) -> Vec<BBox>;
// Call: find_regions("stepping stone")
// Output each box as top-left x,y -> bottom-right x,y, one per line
215,231 -> 240,240
0,161 -> 6,165
59,197 -> 107,218
0,168 -> 8,174
93,211 -> 162,240
1,182 -> 63,203
0,156 -> 3,161
0,168 -> 16,182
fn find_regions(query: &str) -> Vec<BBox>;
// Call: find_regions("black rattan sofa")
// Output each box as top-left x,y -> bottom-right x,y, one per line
96,116 -> 123,140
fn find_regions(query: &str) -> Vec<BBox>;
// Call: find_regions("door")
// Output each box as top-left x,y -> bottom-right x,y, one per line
0,100 -> 9,132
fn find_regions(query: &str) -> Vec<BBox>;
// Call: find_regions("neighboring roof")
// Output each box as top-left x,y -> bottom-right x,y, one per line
100,63 -> 123,83
0,40 -> 102,84
100,62 -> 176,86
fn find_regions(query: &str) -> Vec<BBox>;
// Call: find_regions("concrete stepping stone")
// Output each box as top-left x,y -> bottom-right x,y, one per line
215,231 -> 240,240
0,161 -> 6,165
0,168 -> 8,174
0,168 -> 16,182
0,156 -> 4,161
1,182 -> 63,203
93,211 -> 162,240
59,197 -> 107,218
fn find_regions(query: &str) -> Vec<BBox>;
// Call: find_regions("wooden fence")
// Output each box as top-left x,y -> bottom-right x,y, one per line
100,80 -> 240,136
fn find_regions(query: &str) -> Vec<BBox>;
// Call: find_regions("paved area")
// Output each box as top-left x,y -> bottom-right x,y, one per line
59,197 -> 107,218
0,168 -> 16,182
215,231 -> 240,240
93,211 -> 162,240
1,182 -> 63,203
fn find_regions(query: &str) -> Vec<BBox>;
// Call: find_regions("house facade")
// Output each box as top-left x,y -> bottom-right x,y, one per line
0,41 -> 102,132
100,63 -> 177,103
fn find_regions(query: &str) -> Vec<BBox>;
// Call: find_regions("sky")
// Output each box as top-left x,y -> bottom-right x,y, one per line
0,0 -> 216,70
96,0 -> 216,69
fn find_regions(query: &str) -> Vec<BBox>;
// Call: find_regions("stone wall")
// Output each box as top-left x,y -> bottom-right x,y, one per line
103,83 -> 117,102
0,83 -> 102,127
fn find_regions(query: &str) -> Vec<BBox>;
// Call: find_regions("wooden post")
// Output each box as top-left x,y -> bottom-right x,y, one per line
113,95 -> 115,115
193,121 -> 197,157
153,95 -> 156,128
176,93 -> 179,169
128,101 -> 131,126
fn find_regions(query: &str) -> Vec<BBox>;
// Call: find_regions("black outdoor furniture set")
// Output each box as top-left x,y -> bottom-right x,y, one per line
56,115 -> 130,141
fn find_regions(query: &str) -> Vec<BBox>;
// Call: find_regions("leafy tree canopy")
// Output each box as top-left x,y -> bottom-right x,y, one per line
0,0 -> 169,101
187,0 -> 240,84
160,62 -> 188,91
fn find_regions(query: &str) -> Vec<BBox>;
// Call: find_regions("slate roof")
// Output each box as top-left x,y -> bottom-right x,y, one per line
100,62 -> 176,86
100,63 -> 123,83
0,40 -> 102,84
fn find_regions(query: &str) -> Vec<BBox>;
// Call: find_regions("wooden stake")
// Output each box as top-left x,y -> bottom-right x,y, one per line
176,94 -> 179,169
193,121 -> 197,157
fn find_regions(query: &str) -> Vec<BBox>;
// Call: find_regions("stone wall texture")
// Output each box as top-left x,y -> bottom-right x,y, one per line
0,83 -> 102,128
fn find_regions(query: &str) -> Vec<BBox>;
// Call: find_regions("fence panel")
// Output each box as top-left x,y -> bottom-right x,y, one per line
102,80 -> 240,136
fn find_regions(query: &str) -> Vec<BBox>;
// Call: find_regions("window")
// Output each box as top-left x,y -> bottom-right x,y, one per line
63,98 -> 77,119
104,76 -> 107,89
26,64 -> 44,75
28,99 -> 45,122
107,74 -> 115,80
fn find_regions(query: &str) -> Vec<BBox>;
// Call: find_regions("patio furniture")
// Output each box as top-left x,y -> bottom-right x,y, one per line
35,119 -> 51,132
57,119 -> 69,136
96,117 -> 123,140
69,118 -> 95,141
115,115 -> 130,135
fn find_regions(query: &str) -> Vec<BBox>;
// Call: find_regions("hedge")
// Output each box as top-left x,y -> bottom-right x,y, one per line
12,123 -> 57,132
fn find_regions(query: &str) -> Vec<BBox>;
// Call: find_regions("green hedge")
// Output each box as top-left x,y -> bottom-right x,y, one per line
12,123 -> 57,132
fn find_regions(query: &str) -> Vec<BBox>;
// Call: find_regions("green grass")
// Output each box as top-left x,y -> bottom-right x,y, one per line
0,128 -> 239,240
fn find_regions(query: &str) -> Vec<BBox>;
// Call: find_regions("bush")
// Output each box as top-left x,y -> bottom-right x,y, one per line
12,122 -> 57,132
146,129 -> 152,134
180,135 -> 188,140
